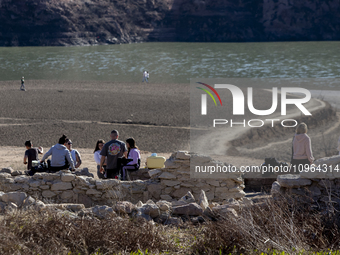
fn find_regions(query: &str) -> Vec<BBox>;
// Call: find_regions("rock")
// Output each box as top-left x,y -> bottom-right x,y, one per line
42,190 -> 56,198
22,196 -> 36,208
136,201 -> 144,207
164,217 -> 183,226
222,198 -> 240,210
160,195 -> 173,201
11,170 -> 23,176
86,189 -> 102,196
14,176 -> 29,183
271,181 -> 282,194
147,184 -> 162,200
158,172 -> 177,180
74,168 -> 94,178
203,206 -> 215,218
142,203 -> 160,218
176,151 -> 190,160
135,210 -> 152,221
0,201 -> 6,212
0,167 -> 13,174
314,155 -> 340,167
161,180 -> 181,187
92,205 -> 117,219
277,174 -> 312,188
1,192 -> 27,207
6,202 -> 18,211
198,190 -> 209,210
172,203 -> 203,216
46,203 -> 85,212
51,181 -> 73,190
212,205 -> 238,217
61,174 -> 76,182
60,190 -> 74,200
156,200 -> 171,211
148,169 -> 162,178
191,216 -> 205,224
178,191 -> 195,204
115,201 -> 135,214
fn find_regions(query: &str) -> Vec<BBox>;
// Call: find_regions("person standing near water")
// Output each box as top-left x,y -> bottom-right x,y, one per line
20,76 -> 26,91
142,71 -> 148,83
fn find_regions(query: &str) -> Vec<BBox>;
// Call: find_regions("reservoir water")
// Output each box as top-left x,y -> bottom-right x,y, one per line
0,41 -> 340,83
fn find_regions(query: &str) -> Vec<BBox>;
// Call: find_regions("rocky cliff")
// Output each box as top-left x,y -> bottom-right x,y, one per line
0,0 -> 339,46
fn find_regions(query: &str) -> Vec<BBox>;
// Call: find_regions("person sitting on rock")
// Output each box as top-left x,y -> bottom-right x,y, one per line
24,140 -> 43,176
65,138 -> 82,169
94,139 -> 106,179
121,137 -> 141,181
40,134 -> 75,172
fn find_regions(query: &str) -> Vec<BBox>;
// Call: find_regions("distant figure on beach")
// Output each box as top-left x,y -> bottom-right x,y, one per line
65,139 -> 82,169
40,134 -> 75,172
99,130 -> 127,179
94,139 -> 106,179
142,70 -> 148,83
122,137 -> 141,181
20,76 -> 26,91
290,122 -> 314,170
23,140 -> 43,176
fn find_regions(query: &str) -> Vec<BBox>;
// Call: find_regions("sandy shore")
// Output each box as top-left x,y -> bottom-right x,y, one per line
0,80 -> 339,173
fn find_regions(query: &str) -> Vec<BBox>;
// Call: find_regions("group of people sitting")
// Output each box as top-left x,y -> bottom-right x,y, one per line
24,129 -> 140,181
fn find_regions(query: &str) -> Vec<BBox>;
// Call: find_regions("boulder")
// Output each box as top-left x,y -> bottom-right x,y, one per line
277,174 -> 312,188
92,205 -> 117,219
271,181 -> 282,194
115,201 -> 135,214
198,190 -> 209,210
142,203 -> 160,218
212,205 -> 238,217
156,200 -> 171,211
172,203 -> 203,216
178,191 -> 195,204
176,151 -> 190,160
1,192 -> 27,207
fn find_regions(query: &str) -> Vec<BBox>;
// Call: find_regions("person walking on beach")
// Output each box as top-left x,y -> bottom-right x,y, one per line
142,71 -> 148,83
23,140 -> 43,175
99,130 -> 127,179
40,134 -> 75,172
290,122 -> 314,171
20,76 -> 26,91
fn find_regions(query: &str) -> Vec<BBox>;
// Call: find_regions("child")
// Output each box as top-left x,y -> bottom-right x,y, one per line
24,140 -> 43,176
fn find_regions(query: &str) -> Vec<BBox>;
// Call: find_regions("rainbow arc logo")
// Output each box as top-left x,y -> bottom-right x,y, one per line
196,82 -> 223,115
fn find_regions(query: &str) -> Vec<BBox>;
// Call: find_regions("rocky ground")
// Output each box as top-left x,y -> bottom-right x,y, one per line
0,0 -> 339,46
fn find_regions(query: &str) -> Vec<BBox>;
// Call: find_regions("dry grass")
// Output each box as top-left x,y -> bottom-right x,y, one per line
1,195 -> 340,254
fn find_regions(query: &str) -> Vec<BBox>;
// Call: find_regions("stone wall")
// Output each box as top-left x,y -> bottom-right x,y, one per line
0,151 -> 245,207
271,155 -> 340,205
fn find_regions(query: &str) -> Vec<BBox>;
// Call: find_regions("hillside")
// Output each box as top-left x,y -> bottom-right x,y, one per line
0,0 -> 340,46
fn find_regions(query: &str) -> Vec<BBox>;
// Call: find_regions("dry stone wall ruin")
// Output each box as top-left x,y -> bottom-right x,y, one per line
0,151 -> 245,207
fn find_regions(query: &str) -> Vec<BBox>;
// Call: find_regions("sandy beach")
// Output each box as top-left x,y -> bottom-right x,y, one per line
0,80 -> 339,174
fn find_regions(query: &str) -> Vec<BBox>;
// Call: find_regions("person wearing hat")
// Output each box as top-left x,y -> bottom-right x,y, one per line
20,76 -> 26,91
